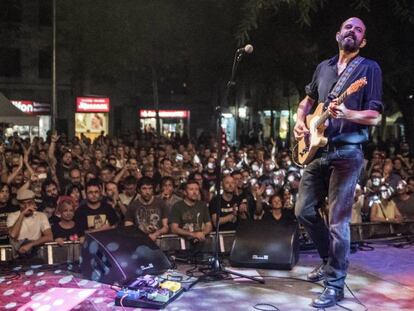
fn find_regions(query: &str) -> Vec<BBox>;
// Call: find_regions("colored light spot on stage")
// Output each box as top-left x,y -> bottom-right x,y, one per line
31,264 -> 42,269
42,295 -> 52,301
0,277 -> 4,283
78,279 -> 89,286
32,293 -> 45,301
21,291 -> 31,297
25,269 -> 34,276
3,289 -> 14,296
54,269 -> 62,274
13,266 -> 22,271
5,302 -> 17,309
53,299 -> 64,306
31,302 -> 41,308
78,289 -> 94,299
37,304 -> 51,311
66,288 -> 75,293
35,280 -> 47,286
38,272 -> 45,276
23,280 -> 31,285
93,297 -> 105,303
58,275 -> 73,284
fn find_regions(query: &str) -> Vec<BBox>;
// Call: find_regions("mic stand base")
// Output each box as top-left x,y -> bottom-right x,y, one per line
199,256 -> 265,284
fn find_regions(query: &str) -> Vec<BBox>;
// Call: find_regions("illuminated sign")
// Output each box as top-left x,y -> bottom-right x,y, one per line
140,110 -> 189,118
76,97 -> 110,112
11,100 -> 51,115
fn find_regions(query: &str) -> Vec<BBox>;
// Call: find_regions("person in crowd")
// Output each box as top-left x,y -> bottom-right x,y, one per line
407,176 -> 414,194
119,175 -> 138,206
124,177 -> 169,241
64,183 -> 84,208
382,161 -> 401,190
74,178 -> 119,233
52,196 -> 84,246
0,183 -> 18,244
370,184 -> 401,222
157,176 -> 182,214
7,189 -> 53,255
105,181 -> 127,218
259,193 -> 296,224
209,175 -> 244,231
169,180 -> 212,242
99,165 -> 116,184
393,180 -> 414,221
351,184 -> 364,223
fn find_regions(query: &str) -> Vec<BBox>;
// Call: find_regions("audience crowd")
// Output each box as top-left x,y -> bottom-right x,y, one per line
0,130 -> 413,257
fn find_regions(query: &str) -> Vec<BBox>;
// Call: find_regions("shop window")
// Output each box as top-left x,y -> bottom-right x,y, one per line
39,49 -> 52,79
38,0 -> 52,27
0,0 -> 22,23
0,48 -> 21,77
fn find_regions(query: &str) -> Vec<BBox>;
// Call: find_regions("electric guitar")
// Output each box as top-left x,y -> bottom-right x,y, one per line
297,77 -> 367,165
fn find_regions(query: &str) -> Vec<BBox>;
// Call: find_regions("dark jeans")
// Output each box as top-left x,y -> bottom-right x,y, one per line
295,147 -> 363,290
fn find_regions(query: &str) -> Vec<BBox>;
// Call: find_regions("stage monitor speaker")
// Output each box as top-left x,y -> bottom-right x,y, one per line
80,226 -> 172,285
229,219 -> 299,270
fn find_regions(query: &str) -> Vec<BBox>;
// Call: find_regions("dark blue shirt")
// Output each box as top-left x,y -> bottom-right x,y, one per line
305,55 -> 383,144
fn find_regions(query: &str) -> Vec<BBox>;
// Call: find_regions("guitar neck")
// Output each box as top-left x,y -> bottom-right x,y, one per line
315,91 -> 348,128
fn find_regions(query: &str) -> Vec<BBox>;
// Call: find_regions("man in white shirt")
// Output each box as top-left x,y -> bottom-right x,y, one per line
7,189 -> 52,255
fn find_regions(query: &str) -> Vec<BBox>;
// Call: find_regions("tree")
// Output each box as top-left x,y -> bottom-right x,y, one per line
236,0 -> 414,150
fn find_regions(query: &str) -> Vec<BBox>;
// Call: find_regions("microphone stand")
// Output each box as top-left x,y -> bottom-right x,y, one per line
200,49 -> 264,284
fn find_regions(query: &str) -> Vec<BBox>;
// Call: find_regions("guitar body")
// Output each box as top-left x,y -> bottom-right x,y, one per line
297,103 -> 328,165
296,77 -> 367,166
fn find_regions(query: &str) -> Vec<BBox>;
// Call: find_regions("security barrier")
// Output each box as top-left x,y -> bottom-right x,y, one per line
1,221 -> 413,264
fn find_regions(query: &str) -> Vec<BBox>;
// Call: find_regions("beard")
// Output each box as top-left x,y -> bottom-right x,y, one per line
338,33 -> 361,53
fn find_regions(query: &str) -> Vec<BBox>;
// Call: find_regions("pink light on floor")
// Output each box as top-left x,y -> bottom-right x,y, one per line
17,287 -> 96,311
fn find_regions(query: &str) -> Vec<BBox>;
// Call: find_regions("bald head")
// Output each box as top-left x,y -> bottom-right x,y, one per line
340,17 -> 366,37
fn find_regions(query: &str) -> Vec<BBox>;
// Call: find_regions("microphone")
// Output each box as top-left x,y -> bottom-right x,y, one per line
236,44 -> 254,54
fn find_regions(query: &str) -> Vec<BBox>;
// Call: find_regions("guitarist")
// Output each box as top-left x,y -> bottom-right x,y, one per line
293,17 -> 383,308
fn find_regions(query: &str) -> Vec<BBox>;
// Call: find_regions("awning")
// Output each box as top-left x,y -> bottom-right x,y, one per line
0,93 -> 39,126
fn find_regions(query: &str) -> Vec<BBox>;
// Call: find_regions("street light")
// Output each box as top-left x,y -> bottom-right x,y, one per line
52,0 -> 57,132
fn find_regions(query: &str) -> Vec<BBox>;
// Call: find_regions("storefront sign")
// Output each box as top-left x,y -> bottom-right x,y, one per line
11,100 -> 51,115
140,110 -> 189,118
76,97 -> 110,112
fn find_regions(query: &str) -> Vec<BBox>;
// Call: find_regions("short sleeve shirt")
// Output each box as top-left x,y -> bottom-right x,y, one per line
7,211 -> 51,241
169,200 -> 211,233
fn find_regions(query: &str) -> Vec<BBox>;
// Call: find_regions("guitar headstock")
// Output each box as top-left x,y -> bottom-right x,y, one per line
347,77 -> 367,95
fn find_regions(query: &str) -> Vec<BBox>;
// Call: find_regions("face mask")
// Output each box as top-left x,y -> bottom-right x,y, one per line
372,177 -> 381,187
207,162 -> 215,170
252,164 -> 259,172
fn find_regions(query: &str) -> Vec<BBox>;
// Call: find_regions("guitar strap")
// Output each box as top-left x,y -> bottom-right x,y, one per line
325,55 -> 365,132
326,55 -> 365,103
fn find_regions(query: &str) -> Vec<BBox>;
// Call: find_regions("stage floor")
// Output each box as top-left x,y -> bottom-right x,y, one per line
1,244 -> 414,311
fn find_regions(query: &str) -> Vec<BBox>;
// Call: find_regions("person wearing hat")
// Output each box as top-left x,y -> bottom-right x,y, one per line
7,188 -> 52,255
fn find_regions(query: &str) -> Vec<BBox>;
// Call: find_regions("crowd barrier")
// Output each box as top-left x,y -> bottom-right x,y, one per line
1,221 -> 413,264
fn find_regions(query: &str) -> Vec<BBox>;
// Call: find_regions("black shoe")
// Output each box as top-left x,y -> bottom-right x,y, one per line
307,262 -> 326,282
311,287 -> 344,308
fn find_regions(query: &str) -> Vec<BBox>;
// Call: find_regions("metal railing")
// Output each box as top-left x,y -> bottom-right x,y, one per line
1,221 -> 413,264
